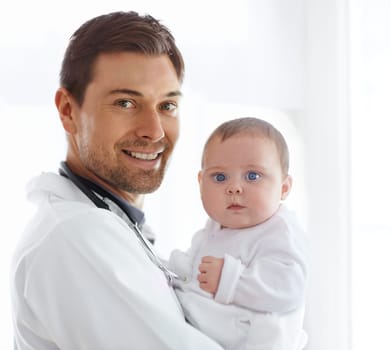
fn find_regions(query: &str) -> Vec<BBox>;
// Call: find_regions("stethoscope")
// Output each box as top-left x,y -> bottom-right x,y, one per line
59,161 -> 182,287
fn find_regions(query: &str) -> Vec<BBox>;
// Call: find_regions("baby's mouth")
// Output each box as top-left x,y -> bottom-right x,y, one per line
227,203 -> 245,210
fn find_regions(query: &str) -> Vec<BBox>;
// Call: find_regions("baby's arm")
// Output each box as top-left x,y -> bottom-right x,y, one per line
207,234 -> 307,313
229,251 -> 306,313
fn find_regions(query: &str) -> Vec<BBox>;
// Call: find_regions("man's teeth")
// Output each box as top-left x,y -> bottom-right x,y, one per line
129,151 -> 159,160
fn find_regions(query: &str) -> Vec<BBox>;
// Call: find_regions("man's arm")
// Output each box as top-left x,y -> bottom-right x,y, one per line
24,209 -> 223,350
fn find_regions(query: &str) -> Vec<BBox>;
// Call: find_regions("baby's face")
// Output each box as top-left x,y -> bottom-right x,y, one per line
198,134 -> 291,229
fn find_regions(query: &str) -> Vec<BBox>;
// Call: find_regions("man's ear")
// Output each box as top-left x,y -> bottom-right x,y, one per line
281,175 -> 293,200
55,87 -> 78,134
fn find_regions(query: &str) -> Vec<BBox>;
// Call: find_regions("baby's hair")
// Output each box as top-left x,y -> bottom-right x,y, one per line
202,117 -> 290,175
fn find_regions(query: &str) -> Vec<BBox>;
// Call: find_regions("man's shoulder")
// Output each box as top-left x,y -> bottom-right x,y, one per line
13,172 -> 129,272
26,171 -> 90,205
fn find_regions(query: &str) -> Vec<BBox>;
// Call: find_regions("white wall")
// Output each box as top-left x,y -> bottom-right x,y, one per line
350,1 -> 391,349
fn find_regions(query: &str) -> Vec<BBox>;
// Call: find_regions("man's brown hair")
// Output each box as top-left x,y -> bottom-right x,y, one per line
60,11 -> 184,105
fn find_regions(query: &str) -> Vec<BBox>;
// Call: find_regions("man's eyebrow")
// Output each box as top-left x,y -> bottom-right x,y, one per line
109,89 -> 182,97
166,90 -> 182,97
109,89 -> 143,97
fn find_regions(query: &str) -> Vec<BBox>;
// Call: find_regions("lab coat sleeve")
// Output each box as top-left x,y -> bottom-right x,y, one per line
23,209 -> 222,350
215,230 -> 307,313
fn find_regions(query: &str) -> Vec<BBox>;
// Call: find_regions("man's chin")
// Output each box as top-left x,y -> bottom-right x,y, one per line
124,174 -> 165,194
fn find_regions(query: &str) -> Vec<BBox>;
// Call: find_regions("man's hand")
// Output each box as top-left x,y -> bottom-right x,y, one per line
197,256 -> 224,295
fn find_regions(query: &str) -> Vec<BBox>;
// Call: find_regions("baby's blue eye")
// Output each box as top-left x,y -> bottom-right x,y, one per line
246,171 -> 261,181
213,173 -> 226,182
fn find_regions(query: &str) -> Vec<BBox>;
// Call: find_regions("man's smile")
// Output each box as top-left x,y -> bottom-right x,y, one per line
123,150 -> 162,160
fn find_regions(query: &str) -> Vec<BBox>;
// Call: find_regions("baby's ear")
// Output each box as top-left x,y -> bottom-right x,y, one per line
198,170 -> 207,197
281,175 -> 292,200
197,170 -> 203,186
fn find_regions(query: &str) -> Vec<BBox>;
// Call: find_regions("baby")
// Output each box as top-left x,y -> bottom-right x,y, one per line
169,117 -> 308,350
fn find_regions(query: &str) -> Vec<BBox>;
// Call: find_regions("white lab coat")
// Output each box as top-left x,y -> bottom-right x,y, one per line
10,172 -> 223,350
168,206 -> 308,350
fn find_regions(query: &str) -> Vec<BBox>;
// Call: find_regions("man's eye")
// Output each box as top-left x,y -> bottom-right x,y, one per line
245,171 -> 261,181
160,102 -> 177,111
212,173 -> 227,182
116,100 -> 135,108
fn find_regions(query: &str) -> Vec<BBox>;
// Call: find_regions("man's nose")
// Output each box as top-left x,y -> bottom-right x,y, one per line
135,108 -> 165,142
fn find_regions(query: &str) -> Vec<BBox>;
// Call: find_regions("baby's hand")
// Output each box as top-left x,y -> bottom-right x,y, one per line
197,256 -> 224,295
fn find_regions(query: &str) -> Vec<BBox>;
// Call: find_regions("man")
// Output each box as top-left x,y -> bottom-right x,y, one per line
10,11 -> 222,349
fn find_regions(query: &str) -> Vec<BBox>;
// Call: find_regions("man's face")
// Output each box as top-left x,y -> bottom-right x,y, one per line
63,52 -> 181,199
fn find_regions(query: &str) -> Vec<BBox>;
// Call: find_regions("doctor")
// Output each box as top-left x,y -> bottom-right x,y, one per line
10,11 -> 222,350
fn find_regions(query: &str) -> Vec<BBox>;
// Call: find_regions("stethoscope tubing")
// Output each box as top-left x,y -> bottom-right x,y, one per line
59,162 -> 181,286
